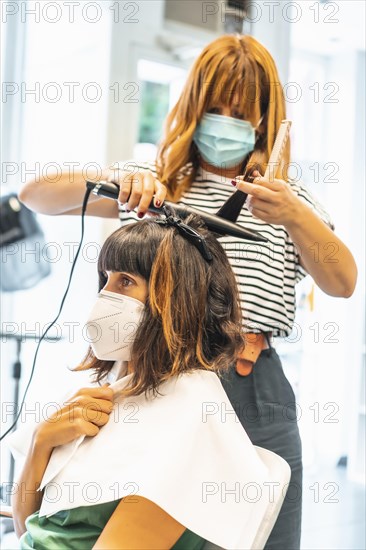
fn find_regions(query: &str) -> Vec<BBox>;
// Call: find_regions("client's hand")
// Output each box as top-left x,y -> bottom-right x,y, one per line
34,385 -> 114,452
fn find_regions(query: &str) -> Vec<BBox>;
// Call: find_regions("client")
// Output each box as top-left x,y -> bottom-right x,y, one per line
11,210 -> 287,549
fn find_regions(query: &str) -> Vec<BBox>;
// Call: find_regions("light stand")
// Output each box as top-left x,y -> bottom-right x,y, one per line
0,332 -> 61,505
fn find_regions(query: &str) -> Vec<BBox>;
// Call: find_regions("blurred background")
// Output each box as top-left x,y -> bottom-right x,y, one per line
1,1 -> 365,548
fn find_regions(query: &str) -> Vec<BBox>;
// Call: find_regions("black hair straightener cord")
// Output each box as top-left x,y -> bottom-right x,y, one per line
0,188 -> 93,442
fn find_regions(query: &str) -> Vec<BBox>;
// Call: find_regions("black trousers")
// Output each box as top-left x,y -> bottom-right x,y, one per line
219,347 -> 302,550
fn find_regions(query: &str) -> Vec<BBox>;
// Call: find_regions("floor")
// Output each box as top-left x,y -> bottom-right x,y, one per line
1,465 -> 365,550
300,465 -> 365,550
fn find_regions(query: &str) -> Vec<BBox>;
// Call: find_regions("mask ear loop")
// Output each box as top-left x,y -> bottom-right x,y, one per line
254,114 -> 264,131
0,187 -> 93,442
254,114 -> 265,143
241,115 -> 265,180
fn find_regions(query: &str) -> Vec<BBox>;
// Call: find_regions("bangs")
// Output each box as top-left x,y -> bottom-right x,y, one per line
157,34 -> 288,197
98,222 -> 163,283
199,47 -> 266,121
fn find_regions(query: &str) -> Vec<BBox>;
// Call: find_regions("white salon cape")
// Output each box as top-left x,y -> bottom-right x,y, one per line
7,363 -> 290,549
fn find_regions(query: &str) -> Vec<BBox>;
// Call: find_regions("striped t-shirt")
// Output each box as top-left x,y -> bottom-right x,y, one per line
116,161 -> 334,338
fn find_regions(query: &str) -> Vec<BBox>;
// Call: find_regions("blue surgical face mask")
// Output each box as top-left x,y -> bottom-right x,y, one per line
193,113 -> 258,169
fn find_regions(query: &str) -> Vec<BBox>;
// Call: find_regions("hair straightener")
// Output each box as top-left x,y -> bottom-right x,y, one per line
86,120 -> 291,243
85,180 -> 267,242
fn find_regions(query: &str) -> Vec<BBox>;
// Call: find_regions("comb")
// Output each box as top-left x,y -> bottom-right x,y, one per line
264,119 -> 292,181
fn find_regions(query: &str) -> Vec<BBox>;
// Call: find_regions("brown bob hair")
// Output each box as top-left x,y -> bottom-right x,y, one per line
156,34 -> 289,199
79,213 -> 244,397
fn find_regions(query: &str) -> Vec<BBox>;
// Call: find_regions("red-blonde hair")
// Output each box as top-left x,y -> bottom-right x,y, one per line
156,34 -> 290,200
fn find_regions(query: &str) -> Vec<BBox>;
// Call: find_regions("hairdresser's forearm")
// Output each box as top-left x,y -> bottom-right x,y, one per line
12,434 -> 53,538
18,169 -> 118,217
285,203 -> 357,298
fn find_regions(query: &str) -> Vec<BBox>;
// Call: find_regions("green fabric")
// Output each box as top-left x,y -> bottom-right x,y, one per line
171,527 -> 207,550
20,499 -> 206,549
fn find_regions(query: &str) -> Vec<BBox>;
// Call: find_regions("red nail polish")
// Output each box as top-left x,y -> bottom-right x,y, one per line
155,200 -> 161,207
137,211 -> 144,219
231,180 -> 237,186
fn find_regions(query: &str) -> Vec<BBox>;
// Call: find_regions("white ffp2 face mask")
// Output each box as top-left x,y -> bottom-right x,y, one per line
85,290 -> 144,362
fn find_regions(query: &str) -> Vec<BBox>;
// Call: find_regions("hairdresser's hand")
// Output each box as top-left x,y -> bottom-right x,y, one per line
34,385 -> 114,452
234,170 -> 302,226
106,165 -> 167,218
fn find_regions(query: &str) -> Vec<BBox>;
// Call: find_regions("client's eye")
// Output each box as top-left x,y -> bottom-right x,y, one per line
120,275 -> 133,287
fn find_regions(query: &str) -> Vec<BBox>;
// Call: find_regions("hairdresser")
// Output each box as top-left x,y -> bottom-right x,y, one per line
19,34 -> 357,549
